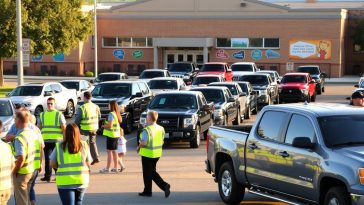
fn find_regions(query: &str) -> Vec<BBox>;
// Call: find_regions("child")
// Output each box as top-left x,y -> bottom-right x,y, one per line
117,128 -> 127,172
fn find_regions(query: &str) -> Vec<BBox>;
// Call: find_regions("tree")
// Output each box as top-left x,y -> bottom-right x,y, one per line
0,0 -> 93,86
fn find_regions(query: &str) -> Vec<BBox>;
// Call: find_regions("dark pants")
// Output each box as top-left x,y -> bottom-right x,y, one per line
141,156 -> 168,194
44,142 -> 57,179
88,134 -> 99,161
30,170 -> 38,201
58,188 -> 86,205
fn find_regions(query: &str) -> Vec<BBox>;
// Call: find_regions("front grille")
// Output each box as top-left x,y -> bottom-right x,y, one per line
281,88 -> 301,95
157,117 -> 180,129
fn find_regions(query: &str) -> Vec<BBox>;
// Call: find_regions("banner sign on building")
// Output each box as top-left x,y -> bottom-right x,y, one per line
132,50 -> 144,59
289,39 -> 332,60
32,55 -> 43,62
113,49 -> 125,60
251,49 -> 262,61
266,50 -> 280,59
216,49 -> 229,59
53,53 -> 65,62
22,38 -> 30,67
232,50 -> 245,60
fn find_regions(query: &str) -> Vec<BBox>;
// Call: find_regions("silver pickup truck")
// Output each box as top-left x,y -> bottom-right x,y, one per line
206,103 -> 364,205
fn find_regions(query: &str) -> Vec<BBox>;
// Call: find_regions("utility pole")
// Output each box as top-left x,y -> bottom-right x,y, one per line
94,0 -> 98,78
16,0 -> 24,85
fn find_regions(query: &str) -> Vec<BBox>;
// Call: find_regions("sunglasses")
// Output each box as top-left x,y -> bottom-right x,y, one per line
47,103 -> 54,105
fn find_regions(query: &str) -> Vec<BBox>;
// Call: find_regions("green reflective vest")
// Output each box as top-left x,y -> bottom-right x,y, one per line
40,111 -> 63,141
16,129 -> 37,174
55,141 -> 90,187
103,112 -> 121,138
80,102 -> 99,131
0,141 -> 13,190
33,133 -> 42,170
139,124 -> 164,158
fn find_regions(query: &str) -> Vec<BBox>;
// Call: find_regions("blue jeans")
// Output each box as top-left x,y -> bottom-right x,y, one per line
58,188 -> 86,205
30,170 -> 39,201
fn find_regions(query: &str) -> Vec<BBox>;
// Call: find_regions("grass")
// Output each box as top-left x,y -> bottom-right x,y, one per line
0,87 -> 14,98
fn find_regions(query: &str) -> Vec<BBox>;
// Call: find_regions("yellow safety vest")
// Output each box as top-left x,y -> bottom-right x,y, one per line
80,102 -> 99,131
139,124 -> 164,158
103,112 -> 121,138
33,133 -> 42,170
15,129 -> 37,174
55,141 -> 90,187
40,111 -> 63,141
0,141 -> 13,190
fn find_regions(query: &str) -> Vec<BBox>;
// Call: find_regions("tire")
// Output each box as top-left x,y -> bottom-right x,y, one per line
34,106 -> 43,117
306,94 -> 311,103
123,114 -> 133,134
244,105 -> 251,120
64,100 -> 75,118
323,186 -> 350,205
218,162 -> 245,204
190,125 -> 201,148
311,92 -> 316,102
233,109 -> 240,125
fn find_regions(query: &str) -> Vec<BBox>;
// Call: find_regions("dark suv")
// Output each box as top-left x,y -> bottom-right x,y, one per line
168,62 -> 198,84
138,91 -> 213,148
297,65 -> 327,95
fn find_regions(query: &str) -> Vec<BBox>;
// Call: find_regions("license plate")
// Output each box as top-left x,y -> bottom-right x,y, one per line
172,132 -> 184,137
164,133 -> 169,139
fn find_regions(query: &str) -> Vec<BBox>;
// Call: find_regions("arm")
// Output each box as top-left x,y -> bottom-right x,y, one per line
137,130 -> 148,152
12,139 -> 25,175
50,149 -> 58,169
60,114 -> 67,132
13,155 -> 25,175
102,113 -> 114,129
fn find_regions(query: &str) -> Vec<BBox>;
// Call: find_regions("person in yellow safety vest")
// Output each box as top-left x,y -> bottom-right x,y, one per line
75,91 -> 101,165
100,100 -> 123,173
12,110 -> 37,205
0,120 -> 14,205
137,111 -> 171,198
50,123 -> 91,205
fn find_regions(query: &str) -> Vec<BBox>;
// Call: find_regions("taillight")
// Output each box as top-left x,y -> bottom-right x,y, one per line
206,132 -> 210,153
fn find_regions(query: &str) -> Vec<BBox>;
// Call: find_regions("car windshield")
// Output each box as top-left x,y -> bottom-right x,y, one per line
209,84 -> 238,95
193,77 -> 220,85
168,64 -> 192,72
96,74 -> 120,82
149,80 -> 178,90
260,72 -> 275,80
319,115 -> 364,148
60,82 -> 79,90
149,94 -> 197,109
238,83 -> 248,93
10,86 -> 43,96
200,64 -> 225,72
140,71 -> 164,79
298,67 -> 320,75
281,75 -> 307,83
92,84 -> 131,97
0,101 -> 13,116
240,75 -> 268,86
195,90 -> 224,104
231,64 -> 253,72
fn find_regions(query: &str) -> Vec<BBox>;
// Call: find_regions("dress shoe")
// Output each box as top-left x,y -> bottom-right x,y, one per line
91,159 -> 100,165
40,177 -> 50,182
138,192 -> 152,197
164,184 -> 171,198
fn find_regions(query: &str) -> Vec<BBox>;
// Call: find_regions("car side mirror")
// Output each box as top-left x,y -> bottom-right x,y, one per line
292,137 -> 315,149
240,92 -> 247,97
228,97 -> 235,102
355,84 -> 359,88
133,92 -> 143,98
44,91 -> 53,97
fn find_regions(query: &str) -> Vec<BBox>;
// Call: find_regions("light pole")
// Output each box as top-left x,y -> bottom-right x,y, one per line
94,0 -> 98,78
16,0 -> 24,85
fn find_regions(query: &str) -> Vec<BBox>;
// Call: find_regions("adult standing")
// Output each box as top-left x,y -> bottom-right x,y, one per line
75,92 -> 101,165
50,124 -> 91,205
137,111 -> 171,198
38,97 -> 66,182
350,91 -> 364,107
0,120 -> 14,205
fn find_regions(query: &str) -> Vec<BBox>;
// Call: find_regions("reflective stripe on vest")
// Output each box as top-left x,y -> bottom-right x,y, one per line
40,111 -> 63,141
80,103 -> 99,131
0,142 -> 13,190
139,125 -> 164,158
55,142 -> 90,187
34,138 -> 41,170
103,112 -> 121,138
16,130 -> 37,174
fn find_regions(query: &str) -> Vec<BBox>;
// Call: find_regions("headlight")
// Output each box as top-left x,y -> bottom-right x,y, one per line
183,116 -> 197,128
214,109 -> 223,117
259,90 -> 268,95
300,89 -> 308,95
139,116 -> 147,127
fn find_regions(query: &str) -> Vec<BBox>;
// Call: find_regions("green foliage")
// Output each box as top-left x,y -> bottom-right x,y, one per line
85,71 -> 94,77
352,20 -> 364,49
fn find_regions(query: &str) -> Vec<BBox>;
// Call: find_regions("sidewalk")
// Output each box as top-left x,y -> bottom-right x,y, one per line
325,75 -> 360,84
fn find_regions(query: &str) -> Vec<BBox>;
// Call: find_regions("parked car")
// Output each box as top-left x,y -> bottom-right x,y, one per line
297,65 -> 327,94
93,72 -> 128,84
8,82 -> 78,118
138,91 -> 213,148
233,73 -> 279,106
85,80 -> 153,134
279,72 -> 317,103
191,87 -> 239,126
139,69 -> 171,82
257,70 -> 281,84
206,103 -> 364,205
235,81 -> 258,117
167,62 -> 198,84
60,80 -> 94,101
148,77 -> 188,94
230,62 -> 258,76
0,99 -> 15,138
198,62 -> 233,81
192,75 -> 225,87
207,82 -> 247,123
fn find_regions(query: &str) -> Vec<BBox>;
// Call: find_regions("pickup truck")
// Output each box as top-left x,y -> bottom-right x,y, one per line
198,62 -> 233,81
168,62 -> 199,84
206,103 -> 364,205
230,62 -> 258,75
297,65 -> 327,95
279,72 -> 317,103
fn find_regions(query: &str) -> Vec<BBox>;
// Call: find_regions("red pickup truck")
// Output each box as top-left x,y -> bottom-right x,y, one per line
197,62 -> 233,81
279,72 -> 317,103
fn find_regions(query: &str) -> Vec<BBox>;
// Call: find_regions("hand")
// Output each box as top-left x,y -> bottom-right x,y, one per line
38,167 -> 42,174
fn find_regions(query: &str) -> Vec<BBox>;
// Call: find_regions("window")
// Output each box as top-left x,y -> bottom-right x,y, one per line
197,95 -> 204,108
102,37 -> 153,48
132,83 -> 142,95
147,38 -> 153,47
51,84 -> 62,93
132,38 -> 147,47
103,37 -> 117,47
217,38 -> 231,47
138,82 -> 149,95
285,115 -> 315,144
264,38 -> 280,48
118,37 -> 131,47
216,37 -> 280,49
249,38 -> 263,48
257,111 -> 287,142
44,85 -> 52,92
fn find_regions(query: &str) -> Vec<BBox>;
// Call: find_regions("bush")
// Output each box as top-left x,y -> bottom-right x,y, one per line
85,71 -> 94,77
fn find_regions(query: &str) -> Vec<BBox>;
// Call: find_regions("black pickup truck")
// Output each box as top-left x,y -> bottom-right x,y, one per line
138,91 -> 213,148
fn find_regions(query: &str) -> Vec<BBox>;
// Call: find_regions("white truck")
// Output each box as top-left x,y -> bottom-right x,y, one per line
8,82 -> 78,118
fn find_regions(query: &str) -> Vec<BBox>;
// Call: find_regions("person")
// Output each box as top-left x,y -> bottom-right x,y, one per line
38,97 -> 66,182
100,101 -> 122,173
0,120 -> 14,205
351,91 -> 364,107
12,110 -> 37,205
137,111 -> 170,198
117,128 -> 127,172
75,92 -> 101,165
50,124 -> 91,205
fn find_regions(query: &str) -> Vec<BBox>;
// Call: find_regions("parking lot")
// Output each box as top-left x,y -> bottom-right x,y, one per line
6,83 -> 354,205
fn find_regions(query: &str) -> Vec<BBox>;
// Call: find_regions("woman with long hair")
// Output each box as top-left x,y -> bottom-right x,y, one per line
50,124 -> 91,205
100,100 -> 122,173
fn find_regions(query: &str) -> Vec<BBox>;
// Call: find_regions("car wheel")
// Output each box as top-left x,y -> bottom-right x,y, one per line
244,105 -> 251,120
311,92 -> 316,102
218,162 -> 245,204
324,187 -> 350,205
123,114 -> 133,134
233,108 -> 240,125
64,100 -> 75,118
190,125 -> 201,148
34,106 -> 43,117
